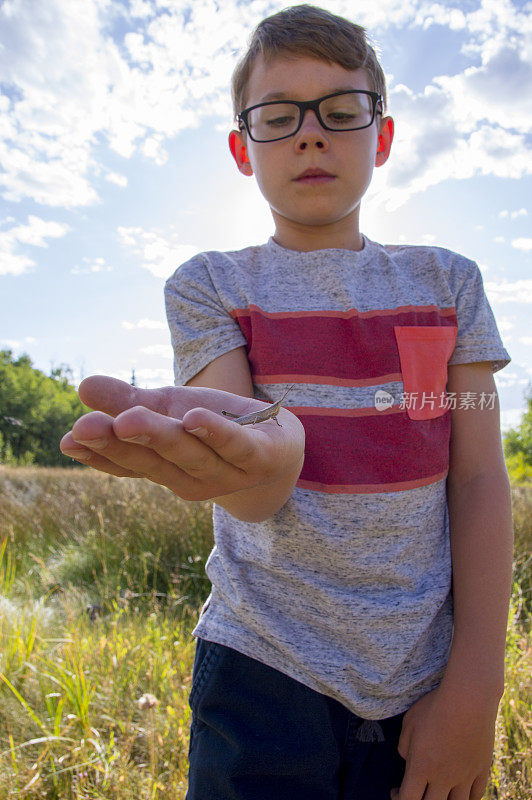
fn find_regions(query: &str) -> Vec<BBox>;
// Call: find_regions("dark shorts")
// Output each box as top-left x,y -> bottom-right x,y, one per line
186,637 -> 407,800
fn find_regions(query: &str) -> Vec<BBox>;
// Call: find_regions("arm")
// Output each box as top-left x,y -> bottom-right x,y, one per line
185,349 -> 304,522
443,361 -> 513,695
393,361 -> 513,800
60,347 -> 305,524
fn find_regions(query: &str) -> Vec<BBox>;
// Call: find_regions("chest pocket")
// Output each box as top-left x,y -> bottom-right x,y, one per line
394,326 -> 457,420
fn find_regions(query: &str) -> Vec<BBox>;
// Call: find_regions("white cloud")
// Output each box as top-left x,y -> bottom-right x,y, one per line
1,0 -> 531,214
70,256 -> 112,274
122,318 -> 166,330
141,135 -> 168,166
500,407 -> 528,432
370,0 -> 532,210
140,344 -> 173,358
1,336 -> 37,348
0,0 -> 256,207
130,0 -> 154,20
497,317 -> 515,333
499,208 -> 528,219
0,214 -> 69,275
484,279 -> 532,304
117,225 -> 198,278
0,251 -> 35,276
511,238 -> 532,252
113,366 -> 174,388
105,171 -> 128,188
494,371 -> 529,388
133,367 -> 174,387
519,336 -> 532,346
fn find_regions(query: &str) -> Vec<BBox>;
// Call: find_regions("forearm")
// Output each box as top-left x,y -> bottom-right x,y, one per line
212,453 -> 304,523
443,470 -> 514,697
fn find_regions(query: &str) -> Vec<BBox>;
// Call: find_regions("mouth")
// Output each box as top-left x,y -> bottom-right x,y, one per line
294,168 -> 336,184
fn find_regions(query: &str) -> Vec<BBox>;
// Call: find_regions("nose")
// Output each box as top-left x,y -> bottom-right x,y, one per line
294,109 -> 329,151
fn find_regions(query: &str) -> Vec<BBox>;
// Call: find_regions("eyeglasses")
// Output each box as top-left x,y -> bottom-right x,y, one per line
237,90 -> 383,143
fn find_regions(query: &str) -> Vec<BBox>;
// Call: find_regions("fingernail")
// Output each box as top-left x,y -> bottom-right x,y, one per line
185,426 -> 208,437
120,434 -> 151,445
75,438 -> 107,449
64,450 -> 92,461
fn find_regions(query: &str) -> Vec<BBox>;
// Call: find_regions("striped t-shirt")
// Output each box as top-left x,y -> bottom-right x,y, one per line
164,233 -> 510,719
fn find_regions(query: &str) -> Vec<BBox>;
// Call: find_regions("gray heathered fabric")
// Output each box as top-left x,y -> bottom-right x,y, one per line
164,233 -> 511,719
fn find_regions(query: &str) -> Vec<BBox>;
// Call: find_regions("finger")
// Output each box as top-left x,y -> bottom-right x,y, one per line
397,762 -> 428,800
60,432 -> 95,463
69,409 -> 195,486
60,432 -> 140,477
112,403 -> 272,473
424,783 -> 453,800
69,406 -> 252,500
112,406 -> 241,475
448,783 -> 471,800
397,722 -> 411,761
469,772 -> 489,800
77,375 -> 254,421
71,410 -> 121,445
183,408 -> 274,477
78,375 -> 169,417
112,405 -> 268,486
182,405 -> 301,472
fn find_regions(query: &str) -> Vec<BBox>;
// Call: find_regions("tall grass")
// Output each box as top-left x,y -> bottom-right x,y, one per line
0,466 -> 530,798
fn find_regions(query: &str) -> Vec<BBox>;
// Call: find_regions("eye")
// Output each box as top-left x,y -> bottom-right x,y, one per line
327,112 -> 357,124
266,114 -> 296,127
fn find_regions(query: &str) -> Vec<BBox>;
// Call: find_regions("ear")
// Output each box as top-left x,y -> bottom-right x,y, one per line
375,116 -> 394,167
228,130 -> 254,176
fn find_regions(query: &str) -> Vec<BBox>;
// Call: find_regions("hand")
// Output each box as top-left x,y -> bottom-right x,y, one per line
60,375 -> 305,501
390,681 -> 500,800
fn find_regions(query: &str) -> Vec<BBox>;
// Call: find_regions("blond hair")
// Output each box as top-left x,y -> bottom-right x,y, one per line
230,4 -> 388,124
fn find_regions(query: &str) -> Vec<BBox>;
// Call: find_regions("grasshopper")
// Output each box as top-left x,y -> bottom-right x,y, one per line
221,385 -> 295,427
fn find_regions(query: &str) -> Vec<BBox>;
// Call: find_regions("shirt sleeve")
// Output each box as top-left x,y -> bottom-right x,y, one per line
447,258 -> 511,373
164,253 -> 248,386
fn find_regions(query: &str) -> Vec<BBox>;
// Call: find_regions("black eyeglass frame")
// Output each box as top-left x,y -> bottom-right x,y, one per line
236,90 -> 383,142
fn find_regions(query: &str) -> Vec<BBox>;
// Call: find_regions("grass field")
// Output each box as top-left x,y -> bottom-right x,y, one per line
0,466 -> 530,798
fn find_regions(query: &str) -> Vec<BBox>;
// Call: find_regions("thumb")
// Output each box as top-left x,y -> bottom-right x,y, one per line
78,375 -> 170,417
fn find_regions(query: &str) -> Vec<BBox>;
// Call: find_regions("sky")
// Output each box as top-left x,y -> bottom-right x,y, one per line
1,0 -> 531,432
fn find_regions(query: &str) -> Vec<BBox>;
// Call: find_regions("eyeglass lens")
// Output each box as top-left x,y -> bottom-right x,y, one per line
247,93 -> 374,141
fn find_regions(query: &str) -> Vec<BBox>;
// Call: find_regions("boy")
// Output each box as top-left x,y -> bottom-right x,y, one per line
60,5 -> 514,800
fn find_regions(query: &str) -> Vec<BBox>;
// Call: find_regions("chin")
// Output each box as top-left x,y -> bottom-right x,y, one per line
274,201 -> 345,225
292,210 -> 346,227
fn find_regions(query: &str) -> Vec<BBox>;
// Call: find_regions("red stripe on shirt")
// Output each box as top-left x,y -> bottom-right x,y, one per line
253,373 -> 403,387
296,470 -> 449,494
290,407 -> 451,493
230,305 -> 457,382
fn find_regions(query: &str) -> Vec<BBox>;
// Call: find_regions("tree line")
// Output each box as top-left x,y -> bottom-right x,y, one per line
0,350 -> 89,466
0,349 -> 531,479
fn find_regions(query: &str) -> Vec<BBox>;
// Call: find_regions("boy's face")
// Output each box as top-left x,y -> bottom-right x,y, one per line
228,53 -> 394,251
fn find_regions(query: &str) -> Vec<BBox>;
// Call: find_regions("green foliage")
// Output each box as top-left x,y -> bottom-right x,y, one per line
0,350 -> 88,467
505,452 -> 532,484
503,387 -> 532,484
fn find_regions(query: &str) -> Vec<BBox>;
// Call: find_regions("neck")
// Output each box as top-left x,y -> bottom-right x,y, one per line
271,209 -> 364,252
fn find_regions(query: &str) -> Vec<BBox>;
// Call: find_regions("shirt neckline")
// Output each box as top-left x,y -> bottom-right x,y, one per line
265,233 -> 375,266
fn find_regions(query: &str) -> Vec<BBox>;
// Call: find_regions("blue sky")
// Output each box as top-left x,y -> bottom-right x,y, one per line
1,0 -> 531,432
